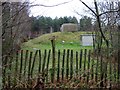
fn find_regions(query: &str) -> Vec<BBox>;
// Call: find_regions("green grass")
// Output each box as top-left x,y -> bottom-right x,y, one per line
21,31 -> 93,51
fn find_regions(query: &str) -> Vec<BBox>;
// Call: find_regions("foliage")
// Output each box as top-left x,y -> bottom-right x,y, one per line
80,16 -> 92,31
31,16 -> 78,33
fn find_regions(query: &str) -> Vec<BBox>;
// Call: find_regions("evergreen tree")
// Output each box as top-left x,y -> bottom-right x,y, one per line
79,16 -> 92,31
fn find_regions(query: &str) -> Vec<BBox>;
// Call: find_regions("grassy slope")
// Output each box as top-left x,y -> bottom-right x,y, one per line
21,31 -> 93,51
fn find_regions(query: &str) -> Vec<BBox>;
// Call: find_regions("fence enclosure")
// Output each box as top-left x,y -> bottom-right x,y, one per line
2,49 -> 120,88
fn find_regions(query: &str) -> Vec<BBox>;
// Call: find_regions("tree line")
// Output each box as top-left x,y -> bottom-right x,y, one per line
30,15 -> 93,34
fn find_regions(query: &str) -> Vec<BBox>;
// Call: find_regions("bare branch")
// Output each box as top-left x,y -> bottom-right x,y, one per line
74,10 -> 84,17
29,0 -> 73,8
99,9 -> 119,16
79,0 -> 97,16
2,2 -> 28,27
3,19 -> 31,30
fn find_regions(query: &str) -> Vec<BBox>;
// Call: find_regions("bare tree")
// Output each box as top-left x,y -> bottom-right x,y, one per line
2,1 -> 32,58
79,0 -> 120,57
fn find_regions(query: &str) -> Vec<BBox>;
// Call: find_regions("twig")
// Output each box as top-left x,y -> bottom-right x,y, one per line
29,0 -> 73,8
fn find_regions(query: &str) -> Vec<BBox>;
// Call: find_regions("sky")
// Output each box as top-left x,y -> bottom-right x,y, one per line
29,0 -> 94,20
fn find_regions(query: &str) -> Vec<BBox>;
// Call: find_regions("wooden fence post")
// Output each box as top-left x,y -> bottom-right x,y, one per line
24,50 -> 29,77
42,49 -> 47,83
83,49 -> 87,72
62,49 -> 65,81
46,50 -> 51,82
31,50 -> 38,78
51,37 -> 56,83
66,49 -> 70,79
38,50 -> 41,74
79,49 -> 83,79
87,50 -> 91,83
76,51 -> 78,76
91,55 -> 94,80
28,52 -> 33,85
70,50 -> 73,79
19,50 -> 23,80
57,50 -> 60,82
42,50 -> 47,73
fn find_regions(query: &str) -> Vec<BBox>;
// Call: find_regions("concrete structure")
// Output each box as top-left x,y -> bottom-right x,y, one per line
81,34 -> 95,46
60,23 -> 78,32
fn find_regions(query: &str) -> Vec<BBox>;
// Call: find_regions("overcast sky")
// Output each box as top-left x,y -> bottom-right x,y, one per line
29,0 -> 94,20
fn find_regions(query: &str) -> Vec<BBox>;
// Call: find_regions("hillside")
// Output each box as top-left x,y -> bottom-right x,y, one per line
21,31 -> 93,51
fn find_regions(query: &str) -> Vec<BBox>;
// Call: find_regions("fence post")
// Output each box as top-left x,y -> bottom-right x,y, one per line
62,49 -> 65,81
42,49 -> 47,83
42,50 -> 47,73
31,50 -> 38,78
38,50 -> 41,74
87,50 -> 91,83
70,50 -> 73,79
79,49 -> 83,79
76,51 -> 78,76
83,49 -> 87,72
91,55 -> 94,80
24,50 -> 29,77
28,52 -> 33,85
57,50 -> 60,82
51,36 -> 56,83
19,50 -> 23,80
46,50 -> 51,82
66,49 -> 70,79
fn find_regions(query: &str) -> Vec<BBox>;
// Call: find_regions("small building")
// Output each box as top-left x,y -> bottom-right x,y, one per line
60,23 -> 78,32
81,34 -> 95,46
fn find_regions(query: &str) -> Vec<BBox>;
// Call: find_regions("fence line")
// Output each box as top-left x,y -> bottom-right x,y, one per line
2,49 -> 120,88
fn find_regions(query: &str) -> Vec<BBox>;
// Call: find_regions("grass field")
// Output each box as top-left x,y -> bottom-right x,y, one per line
21,31 -> 93,51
